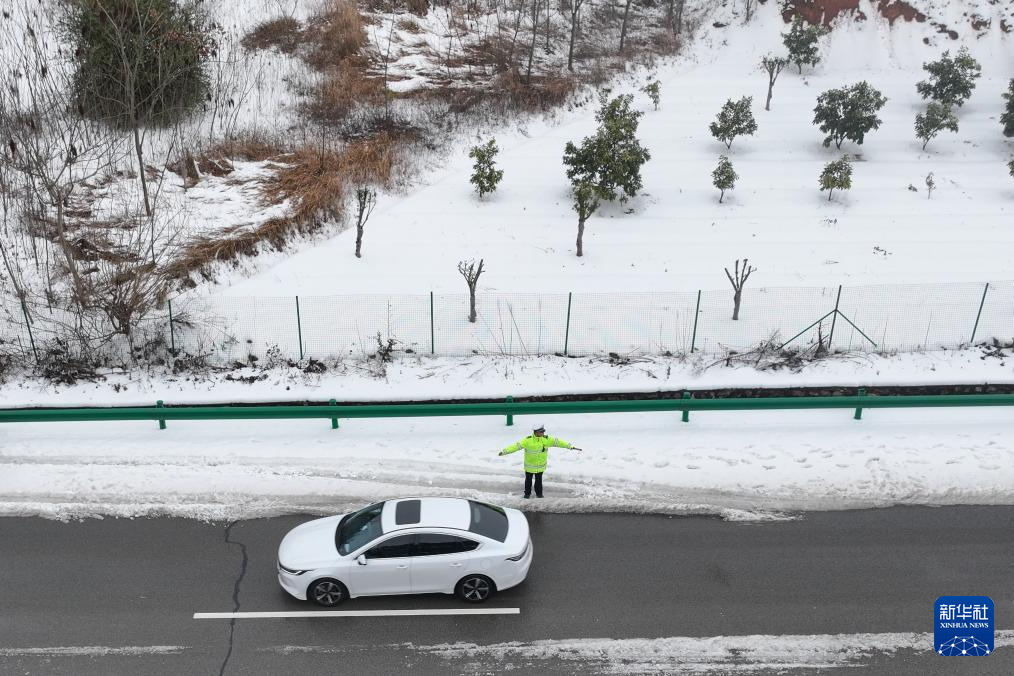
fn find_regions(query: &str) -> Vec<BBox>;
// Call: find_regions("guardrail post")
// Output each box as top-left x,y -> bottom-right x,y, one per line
19,298 -> 39,363
681,390 -> 691,423
563,292 -> 572,356
690,290 -> 701,353
505,395 -> 513,427
430,292 -> 435,355
295,296 -> 304,361
156,400 -> 166,430
167,299 -> 176,356
329,398 -> 339,429
853,388 -> 865,420
970,282 -> 989,345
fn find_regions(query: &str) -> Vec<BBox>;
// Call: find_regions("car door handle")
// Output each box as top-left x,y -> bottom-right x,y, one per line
450,563 -> 463,567
397,564 -> 408,569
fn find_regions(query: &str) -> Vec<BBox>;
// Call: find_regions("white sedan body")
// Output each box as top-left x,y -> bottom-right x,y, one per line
277,497 -> 532,601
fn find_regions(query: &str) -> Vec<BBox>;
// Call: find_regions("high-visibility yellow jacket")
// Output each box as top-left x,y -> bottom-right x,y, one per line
499,435 -> 574,474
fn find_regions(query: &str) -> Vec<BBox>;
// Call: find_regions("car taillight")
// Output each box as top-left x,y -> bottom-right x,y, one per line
507,538 -> 530,561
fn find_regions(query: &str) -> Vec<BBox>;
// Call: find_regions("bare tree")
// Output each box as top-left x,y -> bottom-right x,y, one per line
666,0 -> 685,34
458,259 -> 485,323
524,0 -> 542,83
761,55 -> 789,111
619,0 -> 636,53
567,0 -> 587,72
354,187 -> 377,258
0,8 -> 116,308
743,0 -> 757,23
572,181 -> 599,257
724,258 -> 755,321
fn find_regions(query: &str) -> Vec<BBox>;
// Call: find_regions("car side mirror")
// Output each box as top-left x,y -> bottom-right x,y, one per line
357,554 -> 367,566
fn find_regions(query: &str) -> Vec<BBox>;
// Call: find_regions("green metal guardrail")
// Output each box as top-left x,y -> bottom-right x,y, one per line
1,391 -> 1013,430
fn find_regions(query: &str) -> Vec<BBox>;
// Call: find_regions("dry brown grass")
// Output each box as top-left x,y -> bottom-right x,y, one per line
395,17 -> 423,33
241,16 -> 302,54
165,135 -> 403,284
303,59 -> 386,123
304,0 -> 368,71
212,132 -> 286,162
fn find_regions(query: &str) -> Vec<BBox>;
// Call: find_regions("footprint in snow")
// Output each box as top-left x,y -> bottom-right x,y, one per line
686,465 -> 700,470
762,465 -> 775,470
653,460 -> 669,468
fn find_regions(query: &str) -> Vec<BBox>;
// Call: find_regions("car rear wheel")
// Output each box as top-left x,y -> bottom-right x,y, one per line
455,575 -> 495,603
308,578 -> 348,607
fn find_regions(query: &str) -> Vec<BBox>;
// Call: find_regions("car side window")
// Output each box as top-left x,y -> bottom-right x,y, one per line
415,533 -> 480,556
365,534 -> 417,559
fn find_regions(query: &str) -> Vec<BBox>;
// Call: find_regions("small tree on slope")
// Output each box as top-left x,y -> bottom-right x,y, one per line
709,96 -> 758,149
916,47 -> 981,108
782,16 -> 829,74
1001,79 -> 1014,138
820,156 -> 853,201
563,93 -> 651,202
813,81 -> 887,149
761,55 -> 789,111
572,181 -> 600,257
642,79 -> 661,111
914,102 -> 959,150
469,139 -> 504,199
712,155 -> 737,203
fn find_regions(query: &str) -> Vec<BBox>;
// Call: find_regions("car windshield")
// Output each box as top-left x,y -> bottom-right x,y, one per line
335,502 -> 385,556
467,500 -> 509,542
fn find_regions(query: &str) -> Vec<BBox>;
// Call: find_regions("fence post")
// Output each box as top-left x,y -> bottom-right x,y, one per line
156,400 -> 166,430
680,390 -> 691,423
295,296 -> 304,361
329,398 -> 339,430
430,292 -> 435,355
970,282 -> 990,345
19,299 -> 38,363
167,299 -> 176,356
827,285 -> 843,349
505,395 -> 513,427
853,387 -> 865,420
690,290 -> 701,353
563,292 -> 572,356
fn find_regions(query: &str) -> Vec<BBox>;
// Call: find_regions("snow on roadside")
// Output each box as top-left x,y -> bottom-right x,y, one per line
1,346 -> 1012,408
1,347 -> 1012,521
411,630 -> 1014,673
1,395 -> 1012,521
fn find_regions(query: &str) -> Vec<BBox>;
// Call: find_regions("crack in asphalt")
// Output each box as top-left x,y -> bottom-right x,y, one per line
219,521 -> 248,676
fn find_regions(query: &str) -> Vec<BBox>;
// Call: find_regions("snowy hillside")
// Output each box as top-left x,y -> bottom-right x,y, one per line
210,2 -> 1014,296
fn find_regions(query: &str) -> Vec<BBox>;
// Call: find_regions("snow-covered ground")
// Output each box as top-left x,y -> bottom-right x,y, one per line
212,3 -> 1014,296
2,347 -> 1012,521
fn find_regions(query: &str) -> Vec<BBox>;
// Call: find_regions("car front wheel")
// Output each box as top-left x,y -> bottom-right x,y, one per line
455,575 -> 495,603
308,578 -> 348,607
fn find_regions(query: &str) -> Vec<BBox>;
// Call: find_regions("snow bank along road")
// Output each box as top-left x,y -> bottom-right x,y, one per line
1,507 -> 1011,675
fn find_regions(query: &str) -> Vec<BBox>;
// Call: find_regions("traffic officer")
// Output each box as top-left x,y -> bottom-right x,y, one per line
498,424 -> 581,498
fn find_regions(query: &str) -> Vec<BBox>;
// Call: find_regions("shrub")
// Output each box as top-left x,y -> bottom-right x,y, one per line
819,156 -> 853,201
709,97 -> 758,149
916,47 -> 981,108
62,0 -> 217,127
813,82 -> 887,149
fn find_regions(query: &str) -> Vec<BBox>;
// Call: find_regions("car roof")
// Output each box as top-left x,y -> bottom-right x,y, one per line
381,497 -> 471,533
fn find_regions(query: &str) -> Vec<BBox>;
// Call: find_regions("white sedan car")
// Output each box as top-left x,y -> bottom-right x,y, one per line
277,497 -> 532,606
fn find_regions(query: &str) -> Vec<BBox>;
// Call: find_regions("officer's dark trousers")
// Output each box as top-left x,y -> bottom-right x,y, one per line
524,472 -> 543,498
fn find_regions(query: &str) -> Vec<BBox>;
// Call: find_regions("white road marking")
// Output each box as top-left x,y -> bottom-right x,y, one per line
193,608 -> 520,619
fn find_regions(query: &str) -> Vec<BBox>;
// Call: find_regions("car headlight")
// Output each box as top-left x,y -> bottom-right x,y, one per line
278,561 -> 308,575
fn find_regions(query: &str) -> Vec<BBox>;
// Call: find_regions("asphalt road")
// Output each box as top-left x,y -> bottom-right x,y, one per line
1,506 -> 1012,675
